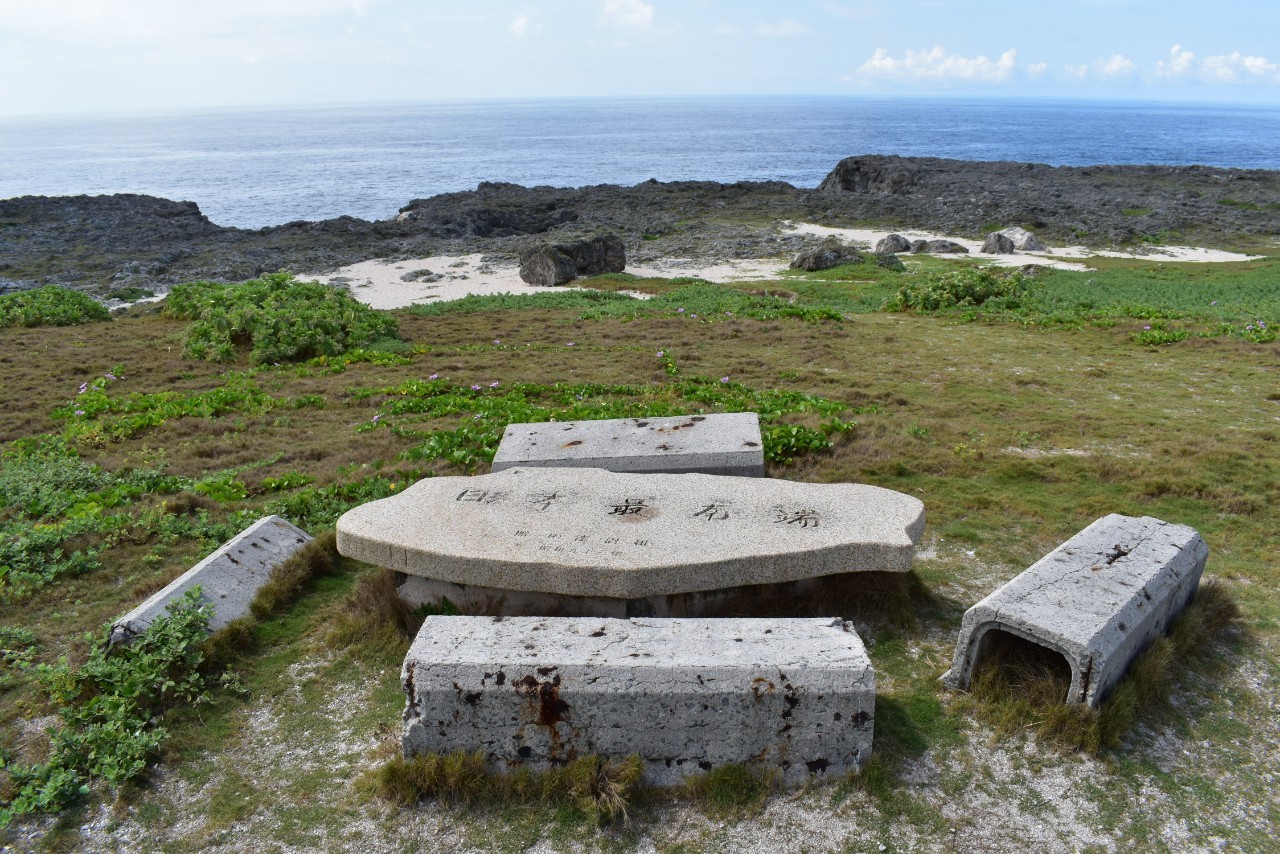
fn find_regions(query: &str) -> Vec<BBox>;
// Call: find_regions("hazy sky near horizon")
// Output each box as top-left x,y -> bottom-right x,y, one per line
2,0 -> 1278,117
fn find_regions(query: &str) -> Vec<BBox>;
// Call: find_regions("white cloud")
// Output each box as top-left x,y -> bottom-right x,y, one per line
1153,44 -> 1278,85
598,0 -> 655,30
1064,63 -> 1089,79
858,46 -> 1018,83
509,13 -> 531,38
1096,53 -> 1136,78
1200,51 -> 1278,83
1026,61 -> 1048,77
755,20 -> 808,37
1156,44 -> 1196,79
713,23 -> 742,36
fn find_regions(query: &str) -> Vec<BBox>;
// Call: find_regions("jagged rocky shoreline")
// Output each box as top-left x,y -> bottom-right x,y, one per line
2,156 -> 1277,295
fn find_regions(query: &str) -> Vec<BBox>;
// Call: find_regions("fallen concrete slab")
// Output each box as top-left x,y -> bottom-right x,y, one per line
336,467 -> 924,612
111,515 -> 311,644
941,514 -> 1208,707
402,615 -> 874,784
491,412 -> 765,477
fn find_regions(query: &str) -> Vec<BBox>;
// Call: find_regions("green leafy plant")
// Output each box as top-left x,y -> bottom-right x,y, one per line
885,268 -> 1031,312
166,273 -> 400,364
0,590 -> 214,825
0,286 -> 110,328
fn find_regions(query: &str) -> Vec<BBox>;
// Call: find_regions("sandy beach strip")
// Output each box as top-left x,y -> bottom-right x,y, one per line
302,223 -> 1263,310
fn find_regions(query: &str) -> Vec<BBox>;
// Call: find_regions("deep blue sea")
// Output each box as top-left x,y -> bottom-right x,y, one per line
2,97 -> 1278,229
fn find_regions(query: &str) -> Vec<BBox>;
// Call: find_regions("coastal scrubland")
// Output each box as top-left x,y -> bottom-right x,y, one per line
0,253 -> 1276,851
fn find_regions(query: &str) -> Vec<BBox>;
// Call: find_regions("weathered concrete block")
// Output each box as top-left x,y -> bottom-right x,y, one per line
491,412 -> 765,477
111,515 -> 311,644
941,514 -> 1208,706
402,616 -> 874,784
337,467 -> 925,604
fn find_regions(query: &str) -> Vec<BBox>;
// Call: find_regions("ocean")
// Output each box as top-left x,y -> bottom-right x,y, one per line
2,96 -> 1278,230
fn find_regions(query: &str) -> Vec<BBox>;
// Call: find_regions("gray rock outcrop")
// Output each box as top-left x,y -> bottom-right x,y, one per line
875,233 -> 912,254
998,226 -> 1048,251
873,253 -> 906,271
909,240 -> 929,253
519,245 -> 579,285
518,233 -> 626,286
790,237 -> 865,271
925,239 -> 969,254
980,232 -> 1016,254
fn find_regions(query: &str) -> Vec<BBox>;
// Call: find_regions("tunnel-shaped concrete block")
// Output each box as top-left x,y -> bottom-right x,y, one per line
111,515 -> 312,644
941,514 -> 1208,706
491,412 -> 765,476
402,616 -> 875,784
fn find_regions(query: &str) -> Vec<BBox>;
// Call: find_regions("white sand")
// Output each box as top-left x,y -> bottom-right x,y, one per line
783,221 -> 1262,270
302,224 -> 1262,310
303,254 -> 789,310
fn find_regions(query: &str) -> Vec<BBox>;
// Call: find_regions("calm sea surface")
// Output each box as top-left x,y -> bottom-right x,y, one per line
3,97 -> 1278,229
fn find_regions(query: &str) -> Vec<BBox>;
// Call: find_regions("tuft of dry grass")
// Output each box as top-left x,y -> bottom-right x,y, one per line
325,569 -> 425,663
248,529 -> 338,619
372,751 -> 646,824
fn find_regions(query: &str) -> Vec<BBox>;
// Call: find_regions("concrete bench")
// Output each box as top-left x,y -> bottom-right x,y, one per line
402,615 -> 875,784
941,514 -> 1208,707
491,412 -> 765,477
111,515 -> 311,644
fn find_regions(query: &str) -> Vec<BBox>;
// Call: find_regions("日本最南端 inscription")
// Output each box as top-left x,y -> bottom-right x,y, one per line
336,467 -> 925,603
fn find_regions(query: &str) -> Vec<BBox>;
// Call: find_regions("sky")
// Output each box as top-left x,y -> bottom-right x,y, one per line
1,0 -> 1278,117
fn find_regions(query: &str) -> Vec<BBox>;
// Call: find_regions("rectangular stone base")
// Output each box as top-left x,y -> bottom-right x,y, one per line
111,515 -> 312,645
402,616 -> 874,784
491,413 -> 765,476
941,514 -> 1208,707
398,570 -> 904,619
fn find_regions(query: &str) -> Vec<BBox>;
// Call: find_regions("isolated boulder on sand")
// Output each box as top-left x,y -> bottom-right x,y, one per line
925,239 -> 969,254
909,239 -> 929,253
518,233 -> 626,286
998,226 -> 1047,251
519,246 -> 579,286
790,237 -> 865,271
980,232 -> 1016,254
875,233 -> 913,254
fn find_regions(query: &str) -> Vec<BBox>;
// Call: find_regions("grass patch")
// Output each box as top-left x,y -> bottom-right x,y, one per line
957,580 -> 1242,753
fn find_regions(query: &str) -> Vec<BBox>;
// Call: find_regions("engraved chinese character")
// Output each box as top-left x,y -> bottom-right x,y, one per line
456,489 -> 507,504
529,491 -> 561,512
546,533 -> 561,540
693,503 -> 730,521
775,509 -> 821,528
515,530 -> 530,537
574,535 -> 588,542
634,539 -> 649,546
603,537 -> 620,544
610,497 -> 648,516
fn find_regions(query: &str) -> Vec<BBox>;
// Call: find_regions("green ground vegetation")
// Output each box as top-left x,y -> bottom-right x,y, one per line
0,286 -> 111,328
0,258 -> 1276,849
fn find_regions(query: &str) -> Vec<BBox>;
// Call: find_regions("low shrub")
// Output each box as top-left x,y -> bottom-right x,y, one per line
166,273 -> 400,364
885,268 -> 1031,312
0,286 -> 110,328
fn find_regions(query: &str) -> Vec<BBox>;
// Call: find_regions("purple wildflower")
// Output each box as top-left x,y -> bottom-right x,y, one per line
471,384 -> 482,391
429,373 -> 439,380
719,376 -> 730,383
489,381 -> 499,388
74,409 -> 85,416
